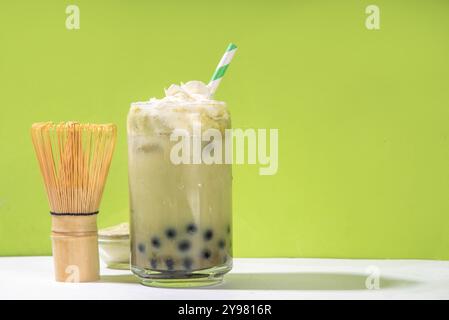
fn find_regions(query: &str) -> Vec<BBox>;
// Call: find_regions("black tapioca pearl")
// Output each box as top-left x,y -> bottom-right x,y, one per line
218,239 -> 225,249
178,240 -> 191,252
203,229 -> 214,241
151,237 -> 161,248
137,243 -> 146,253
227,225 -> 231,234
165,228 -> 177,239
201,249 -> 211,260
165,258 -> 175,271
183,257 -> 193,270
186,223 -> 197,234
150,258 -> 157,269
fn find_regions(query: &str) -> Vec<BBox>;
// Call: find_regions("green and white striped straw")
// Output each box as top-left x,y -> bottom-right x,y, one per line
208,43 -> 238,97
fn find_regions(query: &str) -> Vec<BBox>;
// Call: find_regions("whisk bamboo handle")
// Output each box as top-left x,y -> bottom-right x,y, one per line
51,215 -> 100,282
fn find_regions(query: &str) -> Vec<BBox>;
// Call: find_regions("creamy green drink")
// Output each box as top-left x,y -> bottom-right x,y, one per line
128,81 -> 232,287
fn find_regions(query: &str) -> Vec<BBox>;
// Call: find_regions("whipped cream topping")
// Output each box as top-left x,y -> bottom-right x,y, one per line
164,80 -> 212,101
128,80 -> 230,135
132,81 -> 226,108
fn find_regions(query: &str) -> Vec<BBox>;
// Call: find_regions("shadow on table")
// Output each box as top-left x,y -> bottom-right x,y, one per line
216,272 -> 418,291
100,272 -> 417,291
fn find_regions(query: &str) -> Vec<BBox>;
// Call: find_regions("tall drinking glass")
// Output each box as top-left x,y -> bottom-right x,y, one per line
127,99 -> 232,287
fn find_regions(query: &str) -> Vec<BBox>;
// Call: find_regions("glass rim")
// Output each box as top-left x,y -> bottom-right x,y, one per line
130,99 -> 227,109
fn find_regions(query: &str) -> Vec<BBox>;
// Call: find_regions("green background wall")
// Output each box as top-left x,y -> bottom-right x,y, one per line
1,0 -> 449,259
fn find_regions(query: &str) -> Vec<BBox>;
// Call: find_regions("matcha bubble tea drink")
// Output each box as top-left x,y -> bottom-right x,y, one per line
128,44 -> 237,287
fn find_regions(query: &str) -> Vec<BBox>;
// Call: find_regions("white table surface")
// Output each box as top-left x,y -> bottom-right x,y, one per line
0,257 -> 448,299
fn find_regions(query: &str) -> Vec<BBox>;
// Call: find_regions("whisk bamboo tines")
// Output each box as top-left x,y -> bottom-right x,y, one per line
31,122 -> 117,282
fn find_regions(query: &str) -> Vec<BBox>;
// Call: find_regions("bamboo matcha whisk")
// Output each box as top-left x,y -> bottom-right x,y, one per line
31,122 -> 117,282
